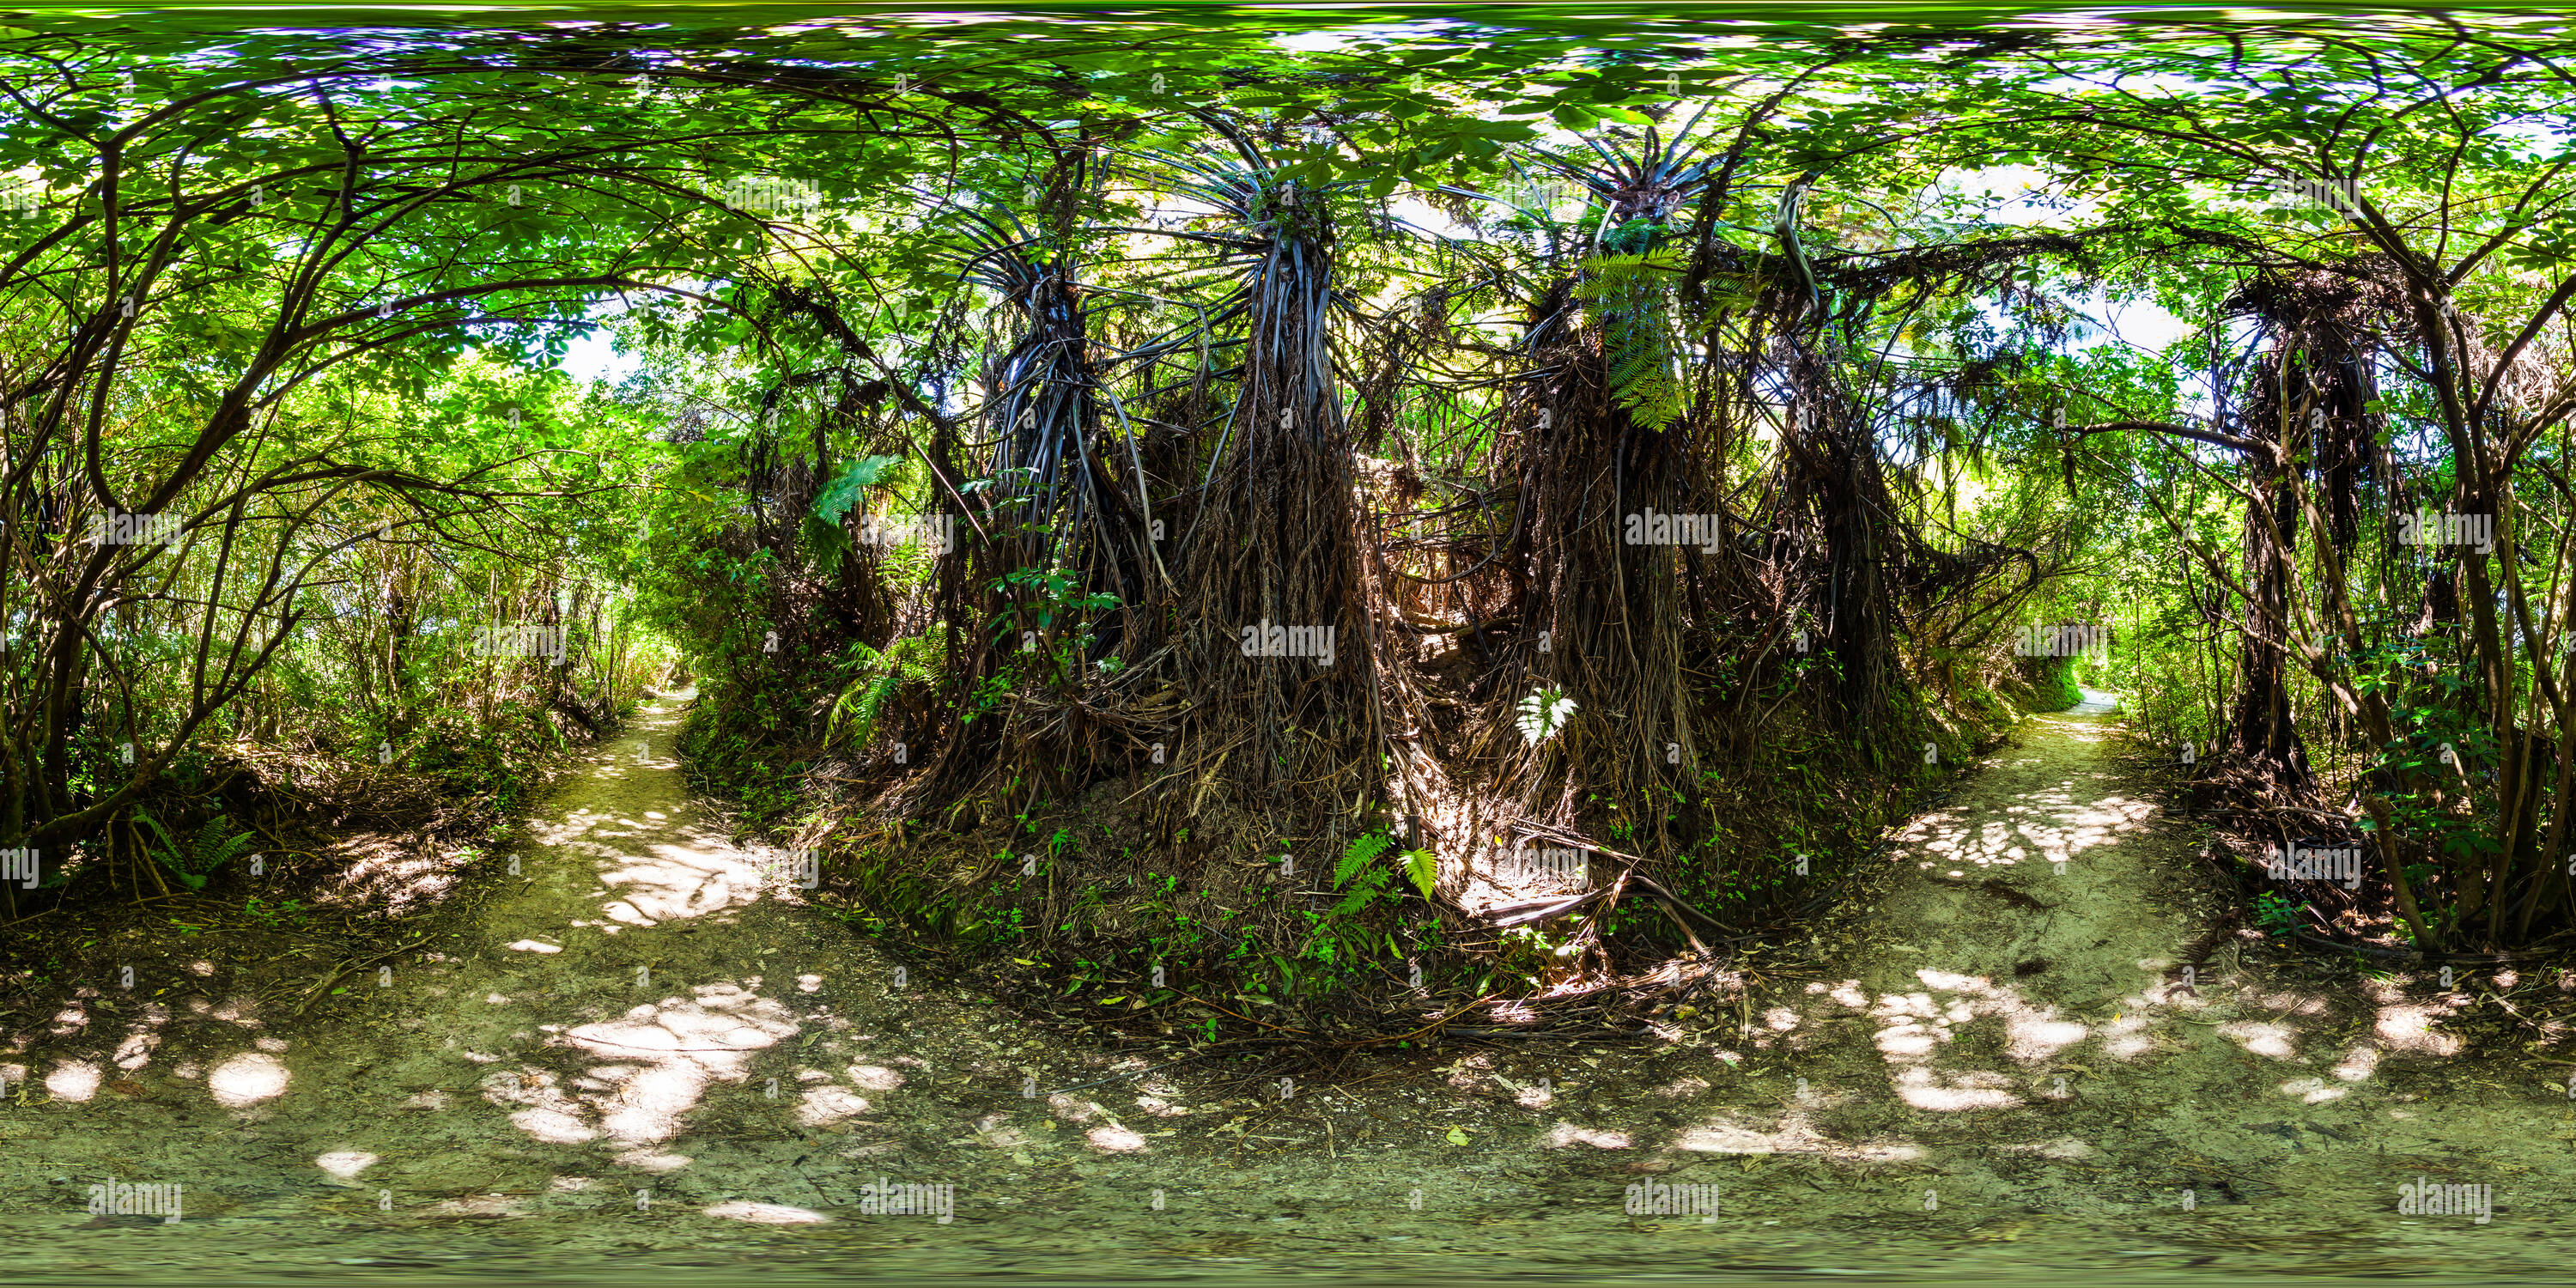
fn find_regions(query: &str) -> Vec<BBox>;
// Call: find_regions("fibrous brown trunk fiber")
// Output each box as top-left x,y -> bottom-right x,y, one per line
1172,182 -> 1382,831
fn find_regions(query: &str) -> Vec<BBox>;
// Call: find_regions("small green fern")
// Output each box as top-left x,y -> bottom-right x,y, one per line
1401,848 -> 1438,900
1331,831 -> 1394,915
1324,831 -> 1444,914
826,634 -> 939,752
1516,685 -> 1577,745
137,813 -> 257,891
1334,831 -> 1392,884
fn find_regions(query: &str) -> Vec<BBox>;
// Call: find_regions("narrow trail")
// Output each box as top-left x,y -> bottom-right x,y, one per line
4,695 -> 2569,1282
3,697 -> 993,1272
1731,694 -> 2570,1273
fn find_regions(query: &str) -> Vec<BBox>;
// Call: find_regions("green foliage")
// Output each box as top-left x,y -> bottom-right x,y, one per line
1401,848 -> 1439,900
25,12 -> 2576,988
1334,830 -> 1394,885
826,635 -> 940,753
803,454 -> 906,574
1571,250 -> 1688,430
991,567 -> 1120,636
2255,891 -> 2304,939
1516,685 -> 1578,744
137,814 -> 256,891
1494,921 -> 1583,990
2014,657 -> 2081,714
1329,830 -> 1397,916
241,895 -> 310,928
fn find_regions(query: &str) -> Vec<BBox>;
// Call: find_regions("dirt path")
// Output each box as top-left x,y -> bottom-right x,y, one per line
3,696 -> 2571,1282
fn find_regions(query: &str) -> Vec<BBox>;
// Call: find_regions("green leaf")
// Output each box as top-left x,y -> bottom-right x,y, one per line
1402,848 -> 1438,900
1516,686 -> 1577,745
813,454 -> 903,526
804,453 -> 904,572
1334,831 -> 1393,887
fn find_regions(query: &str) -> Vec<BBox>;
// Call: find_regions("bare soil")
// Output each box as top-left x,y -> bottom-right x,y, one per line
3,695 -> 2571,1283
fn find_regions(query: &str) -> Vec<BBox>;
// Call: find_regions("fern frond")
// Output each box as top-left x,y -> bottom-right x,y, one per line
185,818 -> 254,878
1401,848 -> 1438,899
1579,251 -> 1688,432
826,634 -> 939,751
1335,831 -> 1394,887
1516,687 -> 1578,745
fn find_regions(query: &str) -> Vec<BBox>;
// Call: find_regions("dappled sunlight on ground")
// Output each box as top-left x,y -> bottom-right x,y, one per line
1891,1066 -> 2024,1111
582,839 -> 768,927
458,702 -> 850,1157
848,1062 -> 906,1091
2095,1011 -> 2161,1061
2277,1075 -> 2349,1104
1902,787 -> 2155,874
111,1003 -> 168,1070
1996,1134 -> 2095,1159
321,836 -> 466,917
46,1059 -> 99,1101
1914,968 -> 2091,1062
485,1066 -> 599,1143
2370,999 -> 2463,1056
1087,1124 -> 1149,1151
9,688 -> 2564,1279
1749,700 -> 2486,1184
1838,970 -> 2090,1111
2221,1020 -> 2301,1060
483,984 -> 803,1146
209,1051 -> 289,1105
612,1148 -> 693,1172
796,1084 -> 870,1126
1542,1122 -> 1631,1149
1807,702 -> 2367,1127
705,1200 -> 830,1224
2332,1043 -> 2380,1081
1665,1109 -> 1926,1164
